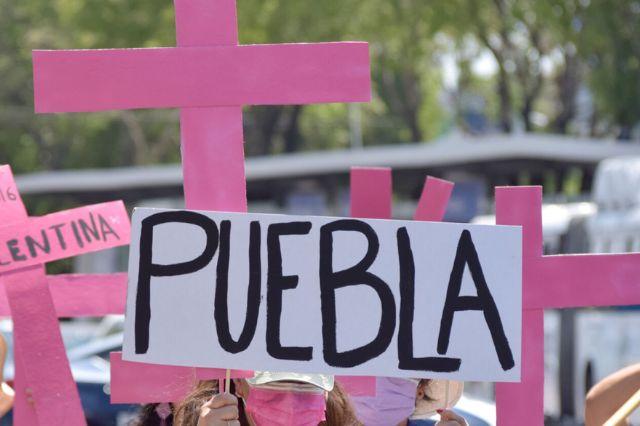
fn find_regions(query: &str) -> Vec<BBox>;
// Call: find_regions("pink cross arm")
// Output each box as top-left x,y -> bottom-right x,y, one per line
109,353 -> 253,403
0,273 -> 126,317
33,43 -> 371,113
0,200 -> 129,274
526,254 -> 640,309
414,176 -> 454,222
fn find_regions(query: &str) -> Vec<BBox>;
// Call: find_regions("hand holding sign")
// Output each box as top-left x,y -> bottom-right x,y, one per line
197,393 -> 240,426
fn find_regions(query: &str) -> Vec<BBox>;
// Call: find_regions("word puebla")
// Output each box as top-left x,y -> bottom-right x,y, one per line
124,208 -> 522,381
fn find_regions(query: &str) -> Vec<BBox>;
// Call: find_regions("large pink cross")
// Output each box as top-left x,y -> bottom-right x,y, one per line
494,186 -> 640,425
33,0 -> 370,405
0,165 -> 130,425
33,0 -> 370,214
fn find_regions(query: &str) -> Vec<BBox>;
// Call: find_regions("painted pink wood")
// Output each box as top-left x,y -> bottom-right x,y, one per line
33,43 -> 370,113
175,0 -> 247,213
493,186 -> 549,426
0,166 -> 27,221
109,352 -> 196,404
0,166 -> 86,425
413,176 -> 454,222
526,254 -> 640,309
110,353 -> 253,403
179,106 -> 247,211
3,266 -> 86,425
0,201 -> 129,274
0,273 -> 127,317
12,352 -> 33,424
33,0 -> 371,404
195,367 -> 253,381
174,0 -> 238,46
494,185 -> 640,424
350,167 -> 392,219
176,0 -> 253,390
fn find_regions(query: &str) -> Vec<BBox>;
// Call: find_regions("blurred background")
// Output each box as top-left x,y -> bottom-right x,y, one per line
1,0 -> 640,424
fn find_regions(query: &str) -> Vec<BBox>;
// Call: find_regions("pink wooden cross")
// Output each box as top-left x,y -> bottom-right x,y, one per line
494,186 -> 640,425
0,165 -> 130,425
32,0 -> 370,213
32,0 -> 370,404
347,172 -> 640,423
339,167 -> 455,397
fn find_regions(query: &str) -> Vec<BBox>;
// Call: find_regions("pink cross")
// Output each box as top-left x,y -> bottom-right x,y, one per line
346,172 -> 640,423
0,165 -> 130,425
33,0 -> 370,404
33,0 -> 370,214
494,186 -> 640,425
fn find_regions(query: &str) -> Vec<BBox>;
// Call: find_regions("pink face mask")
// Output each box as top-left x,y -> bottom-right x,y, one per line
351,377 -> 417,426
245,387 -> 327,426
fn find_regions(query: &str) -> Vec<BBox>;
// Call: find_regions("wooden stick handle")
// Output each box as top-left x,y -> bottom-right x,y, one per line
444,380 -> 450,409
224,369 -> 231,394
604,388 -> 640,426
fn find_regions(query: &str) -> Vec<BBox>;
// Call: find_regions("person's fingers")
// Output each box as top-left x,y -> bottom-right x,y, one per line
436,409 -> 468,426
199,418 -> 240,426
204,392 -> 238,409
212,421 -> 240,426
216,404 -> 239,420
198,400 -> 239,426
200,402 -> 239,420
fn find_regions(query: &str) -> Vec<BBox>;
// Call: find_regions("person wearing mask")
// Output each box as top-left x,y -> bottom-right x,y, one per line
349,377 -> 467,426
173,372 -> 360,426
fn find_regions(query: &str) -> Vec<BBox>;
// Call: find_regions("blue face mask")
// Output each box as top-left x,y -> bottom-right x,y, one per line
351,377 -> 416,426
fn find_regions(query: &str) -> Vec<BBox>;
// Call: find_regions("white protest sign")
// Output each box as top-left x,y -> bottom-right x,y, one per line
123,208 -> 522,381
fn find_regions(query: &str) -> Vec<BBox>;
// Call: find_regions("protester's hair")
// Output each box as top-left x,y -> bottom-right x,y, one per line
172,379 -> 361,426
418,379 -> 434,401
322,381 -> 362,426
173,380 -> 223,426
130,403 -> 174,426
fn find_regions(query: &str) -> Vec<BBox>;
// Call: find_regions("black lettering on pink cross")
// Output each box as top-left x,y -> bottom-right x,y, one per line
0,165 -> 130,425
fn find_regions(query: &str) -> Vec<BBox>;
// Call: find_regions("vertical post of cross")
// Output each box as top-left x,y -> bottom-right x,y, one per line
174,0 -> 247,212
495,186 -> 544,425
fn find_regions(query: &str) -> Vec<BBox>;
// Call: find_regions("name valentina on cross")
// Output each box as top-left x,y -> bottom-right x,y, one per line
0,212 -> 120,266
